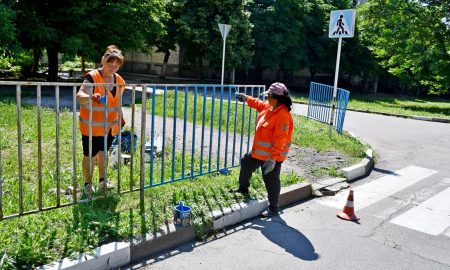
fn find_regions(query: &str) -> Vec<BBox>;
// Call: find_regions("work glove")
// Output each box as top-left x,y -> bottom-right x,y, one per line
261,158 -> 276,175
235,92 -> 247,102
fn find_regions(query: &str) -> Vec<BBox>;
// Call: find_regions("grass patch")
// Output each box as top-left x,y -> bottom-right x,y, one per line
0,91 -> 364,269
291,92 -> 450,119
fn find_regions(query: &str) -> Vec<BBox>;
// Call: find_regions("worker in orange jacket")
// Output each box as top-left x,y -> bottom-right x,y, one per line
76,45 -> 126,195
230,82 -> 294,218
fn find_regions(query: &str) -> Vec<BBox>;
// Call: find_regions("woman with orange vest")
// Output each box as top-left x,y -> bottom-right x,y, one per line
230,82 -> 294,218
76,45 -> 126,194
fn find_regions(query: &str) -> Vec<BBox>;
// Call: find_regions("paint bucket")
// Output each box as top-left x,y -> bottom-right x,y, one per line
173,202 -> 192,227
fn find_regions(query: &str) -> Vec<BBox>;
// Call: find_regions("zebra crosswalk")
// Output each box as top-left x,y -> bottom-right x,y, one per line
319,165 -> 450,237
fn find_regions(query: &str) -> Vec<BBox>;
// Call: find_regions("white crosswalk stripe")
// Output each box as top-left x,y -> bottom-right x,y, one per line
390,186 -> 450,236
319,165 -> 438,209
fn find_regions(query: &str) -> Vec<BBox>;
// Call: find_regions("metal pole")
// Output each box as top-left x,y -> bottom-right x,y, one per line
329,37 -> 342,138
221,37 -> 226,85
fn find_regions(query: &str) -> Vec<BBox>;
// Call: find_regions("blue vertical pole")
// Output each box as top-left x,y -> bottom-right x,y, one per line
182,85 -> 188,178
217,85 -> 224,171
150,85 -> 156,187
239,86 -> 246,162
208,86 -> 215,173
246,86 -> 253,154
200,86 -> 207,174
172,86 -> 178,181
191,85 -> 198,178
232,86 -> 238,166
224,85 -> 231,168
161,85 -> 167,184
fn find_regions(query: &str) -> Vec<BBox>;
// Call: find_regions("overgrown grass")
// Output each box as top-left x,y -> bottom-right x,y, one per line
0,92 -> 364,269
291,92 -> 450,119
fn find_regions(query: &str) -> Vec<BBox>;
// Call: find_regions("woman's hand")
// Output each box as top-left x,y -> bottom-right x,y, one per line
235,93 -> 247,102
262,158 -> 275,175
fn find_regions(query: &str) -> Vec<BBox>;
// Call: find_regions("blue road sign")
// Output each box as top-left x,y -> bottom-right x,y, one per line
329,9 -> 356,38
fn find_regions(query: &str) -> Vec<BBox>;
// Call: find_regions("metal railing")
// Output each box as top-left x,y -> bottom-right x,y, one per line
0,81 -> 264,221
307,82 -> 350,134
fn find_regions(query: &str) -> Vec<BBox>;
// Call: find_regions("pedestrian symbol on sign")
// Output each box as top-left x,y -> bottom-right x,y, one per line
333,15 -> 348,35
328,9 -> 355,38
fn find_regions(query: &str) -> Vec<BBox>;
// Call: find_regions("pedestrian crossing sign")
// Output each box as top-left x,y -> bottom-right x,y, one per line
329,9 -> 356,38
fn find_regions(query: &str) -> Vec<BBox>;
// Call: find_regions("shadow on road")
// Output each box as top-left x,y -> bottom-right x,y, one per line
251,215 -> 319,261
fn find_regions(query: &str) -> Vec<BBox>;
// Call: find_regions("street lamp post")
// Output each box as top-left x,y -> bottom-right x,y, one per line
218,23 -> 231,85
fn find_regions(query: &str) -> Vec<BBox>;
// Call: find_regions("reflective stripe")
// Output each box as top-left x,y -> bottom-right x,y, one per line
253,149 -> 270,157
80,104 -> 119,112
79,117 -> 119,127
256,140 -> 273,148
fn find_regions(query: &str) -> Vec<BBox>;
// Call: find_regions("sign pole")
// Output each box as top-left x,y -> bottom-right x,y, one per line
218,23 -> 231,85
221,36 -> 226,85
329,36 -> 342,138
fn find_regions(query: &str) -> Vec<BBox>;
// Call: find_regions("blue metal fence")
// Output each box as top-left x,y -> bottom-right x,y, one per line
0,81 -> 264,220
307,82 -> 350,134
143,84 -> 264,188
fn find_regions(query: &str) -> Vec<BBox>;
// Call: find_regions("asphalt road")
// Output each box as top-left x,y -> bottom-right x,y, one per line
130,104 -> 450,270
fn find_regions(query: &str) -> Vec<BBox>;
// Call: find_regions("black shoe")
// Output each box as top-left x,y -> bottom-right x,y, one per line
260,209 -> 279,218
228,188 -> 249,195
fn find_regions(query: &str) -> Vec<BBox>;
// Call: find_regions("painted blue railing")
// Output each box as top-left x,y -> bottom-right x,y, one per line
307,82 -> 350,134
142,84 -> 265,188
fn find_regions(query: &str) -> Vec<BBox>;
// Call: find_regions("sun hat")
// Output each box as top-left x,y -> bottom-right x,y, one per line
263,82 -> 289,96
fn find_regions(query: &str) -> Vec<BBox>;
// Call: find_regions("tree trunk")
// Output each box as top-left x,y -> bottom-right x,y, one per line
309,67 -> 316,84
32,48 -> 41,75
161,51 -> 170,78
198,57 -> 204,80
373,75 -> 378,94
81,55 -> 86,74
46,47 -> 59,82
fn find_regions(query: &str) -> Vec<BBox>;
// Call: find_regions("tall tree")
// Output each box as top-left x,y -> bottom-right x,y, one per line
174,0 -> 254,81
248,0 -> 311,82
11,0 -> 165,81
0,1 -> 17,53
358,0 -> 450,95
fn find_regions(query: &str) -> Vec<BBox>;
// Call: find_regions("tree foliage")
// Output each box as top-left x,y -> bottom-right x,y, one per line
358,0 -> 450,95
173,0 -> 254,80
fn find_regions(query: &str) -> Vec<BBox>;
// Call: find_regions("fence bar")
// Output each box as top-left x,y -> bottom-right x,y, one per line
55,86 -> 61,207
182,86 -> 188,177
172,86 -> 178,181
139,86 -> 147,199
224,86 -> 231,168
217,86 -> 224,172
88,86 -> 93,199
117,83 -> 123,193
37,85 -> 43,210
246,87 -> 253,154
149,85 -> 156,187
232,86 -> 238,167
103,87 -> 108,193
239,87 -> 246,162
161,86 -> 167,184
209,86 -> 216,172
130,86 -> 136,191
200,86 -> 207,174
16,85 -> 23,215
191,86 -> 198,178
72,86 -> 78,202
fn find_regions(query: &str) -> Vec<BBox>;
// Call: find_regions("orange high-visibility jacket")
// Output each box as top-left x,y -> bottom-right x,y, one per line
79,70 -> 126,137
246,96 -> 293,162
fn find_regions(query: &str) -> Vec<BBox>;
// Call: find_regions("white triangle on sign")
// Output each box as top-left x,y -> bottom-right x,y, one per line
331,12 -> 351,36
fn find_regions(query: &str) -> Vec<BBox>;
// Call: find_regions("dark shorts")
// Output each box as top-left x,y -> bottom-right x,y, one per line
82,132 -> 114,157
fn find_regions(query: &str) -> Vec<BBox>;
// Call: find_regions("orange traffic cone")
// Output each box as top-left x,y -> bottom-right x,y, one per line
337,190 -> 359,221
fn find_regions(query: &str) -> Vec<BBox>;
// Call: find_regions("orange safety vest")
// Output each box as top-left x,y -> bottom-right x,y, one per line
246,96 -> 293,162
79,70 -> 126,137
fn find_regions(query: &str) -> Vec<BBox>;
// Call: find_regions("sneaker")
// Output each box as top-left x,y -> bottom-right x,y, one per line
228,188 -> 249,195
260,209 -> 279,218
80,183 -> 93,199
98,180 -> 114,191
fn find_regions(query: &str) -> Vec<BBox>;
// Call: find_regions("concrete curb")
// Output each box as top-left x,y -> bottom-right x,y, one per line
340,148 -> 374,181
39,183 -> 311,270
